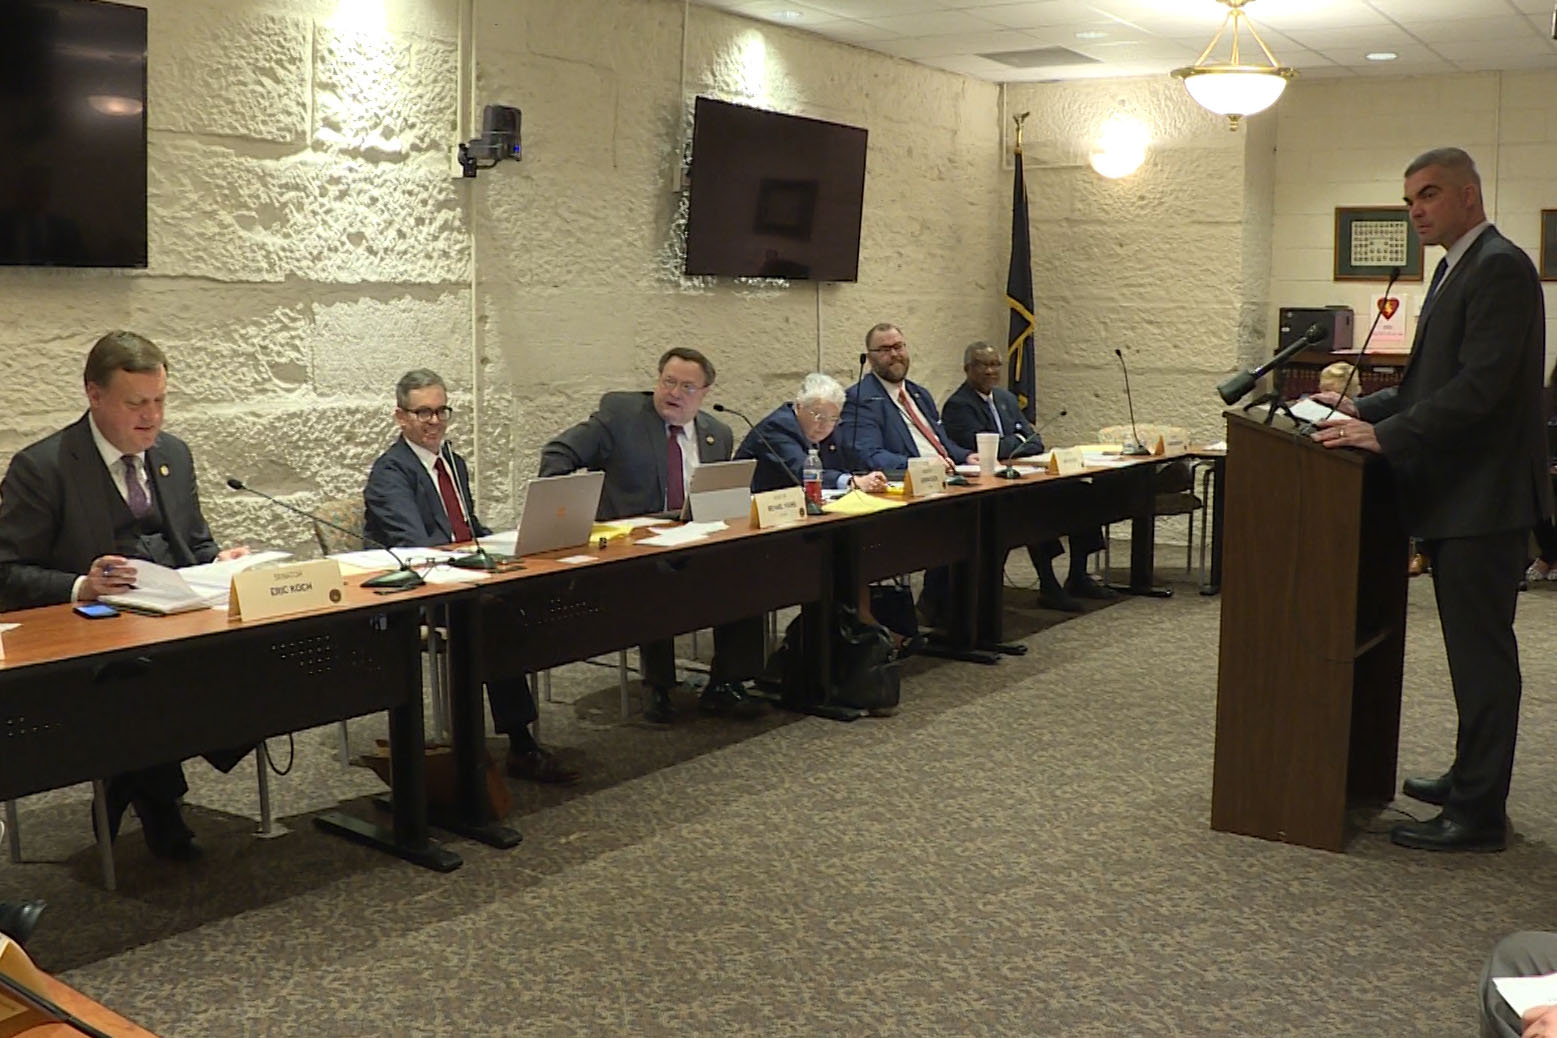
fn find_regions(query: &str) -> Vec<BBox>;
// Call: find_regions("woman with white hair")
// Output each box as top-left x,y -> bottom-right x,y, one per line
735,372 -> 887,494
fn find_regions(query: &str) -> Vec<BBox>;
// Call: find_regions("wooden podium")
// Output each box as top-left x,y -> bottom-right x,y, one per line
1210,410 -> 1409,851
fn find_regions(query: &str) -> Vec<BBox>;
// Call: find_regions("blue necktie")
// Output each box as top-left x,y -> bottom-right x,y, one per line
987,398 -> 1003,435
1421,257 -> 1449,315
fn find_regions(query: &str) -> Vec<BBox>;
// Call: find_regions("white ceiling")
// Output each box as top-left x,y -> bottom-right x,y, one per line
696,0 -> 1557,82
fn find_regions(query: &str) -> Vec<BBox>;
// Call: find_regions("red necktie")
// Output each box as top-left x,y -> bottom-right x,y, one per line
666,426 -> 686,511
433,457 -> 473,542
897,388 -> 952,465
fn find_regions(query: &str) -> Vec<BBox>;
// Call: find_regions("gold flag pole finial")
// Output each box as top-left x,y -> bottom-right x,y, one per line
1012,111 -> 1030,154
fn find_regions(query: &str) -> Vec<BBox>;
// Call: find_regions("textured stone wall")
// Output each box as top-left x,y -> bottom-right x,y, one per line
1002,78 -> 1272,449
1270,70 -> 1557,374
0,0 -> 1002,559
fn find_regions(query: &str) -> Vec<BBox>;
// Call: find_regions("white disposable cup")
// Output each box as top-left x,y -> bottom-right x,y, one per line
976,432 -> 1000,475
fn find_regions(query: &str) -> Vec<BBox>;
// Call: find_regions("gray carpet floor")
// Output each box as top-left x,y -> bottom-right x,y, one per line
7,555 -> 1557,1037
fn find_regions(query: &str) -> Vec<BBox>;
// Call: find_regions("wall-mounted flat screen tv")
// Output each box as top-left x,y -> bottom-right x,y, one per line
684,97 -> 867,282
0,0 -> 148,268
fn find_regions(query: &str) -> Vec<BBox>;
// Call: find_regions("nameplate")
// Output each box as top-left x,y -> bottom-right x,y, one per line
1048,448 -> 1086,476
904,457 -> 947,496
229,559 -> 344,621
1158,435 -> 1189,456
750,486 -> 807,528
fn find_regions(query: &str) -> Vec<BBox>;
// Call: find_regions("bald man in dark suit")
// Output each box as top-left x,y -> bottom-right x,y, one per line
1312,147 -> 1550,852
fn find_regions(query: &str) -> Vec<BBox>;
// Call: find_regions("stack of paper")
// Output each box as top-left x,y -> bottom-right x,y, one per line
639,521 -> 728,547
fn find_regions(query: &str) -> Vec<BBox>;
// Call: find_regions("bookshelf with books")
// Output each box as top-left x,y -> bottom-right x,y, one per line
1278,350 -> 1408,400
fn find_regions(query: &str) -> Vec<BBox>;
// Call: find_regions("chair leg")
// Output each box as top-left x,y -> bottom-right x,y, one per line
4,800 -> 20,863
1185,511 -> 1195,576
618,650 -> 631,718
1199,463 -> 1215,587
427,626 -> 449,745
527,673 -> 543,740
1102,524 -> 1112,579
254,741 -> 286,838
91,779 -> 116,892
542,668 -> 554,704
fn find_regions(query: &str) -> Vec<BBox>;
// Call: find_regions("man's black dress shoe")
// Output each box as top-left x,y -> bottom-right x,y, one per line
699,681 -> 766,720
506,747 -> 581,785
1390,812 -> 1507,852
135,796 -> 202,861
1065,575 -> 1118,601
644,686 -> 675,725
1401,773 -> 1451,807
0,899 -> 46,947
1037,586 -> 1084,613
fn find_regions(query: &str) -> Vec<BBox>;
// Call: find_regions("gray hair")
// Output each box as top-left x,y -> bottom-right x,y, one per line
795,372 -> 845,408
962,340 -> 999,368
1405,147 -> 1480,188
396,368 -> 447,409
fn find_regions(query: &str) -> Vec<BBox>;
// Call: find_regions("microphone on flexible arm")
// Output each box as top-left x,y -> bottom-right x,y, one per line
1216,322 -> 1330,405
225,477 -> 425,590
439,440 -> 501,571
1316,265 -> 1400,427
1114,348 -> 1151,456
712,403 -> 823,515
994,407 -> 1068,479
847,350 -> 869,478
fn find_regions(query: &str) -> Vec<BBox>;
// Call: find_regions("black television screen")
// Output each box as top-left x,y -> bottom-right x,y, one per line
684,97 -> 867,282
0,0 -> 148,268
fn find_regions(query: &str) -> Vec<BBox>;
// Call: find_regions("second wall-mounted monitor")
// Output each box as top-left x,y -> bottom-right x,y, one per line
683,97 -> 868,282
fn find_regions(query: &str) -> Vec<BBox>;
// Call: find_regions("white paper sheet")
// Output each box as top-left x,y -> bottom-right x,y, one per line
179,551 -> 294,595
329,547 -> 455,573
1290,396 -> 1355,424
557,555 -> 596,565
475,530 -> 518,555
639,521 -> 728,547
614,516 -> 677,529
420,564 -> 492,584
1494,973 -> 1557,1018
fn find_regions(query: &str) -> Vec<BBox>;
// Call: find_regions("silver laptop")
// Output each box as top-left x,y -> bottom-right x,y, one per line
513,470 -> 605,556
682,458 -> 757,521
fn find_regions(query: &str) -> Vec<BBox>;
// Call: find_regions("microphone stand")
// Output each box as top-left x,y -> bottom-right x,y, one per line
439,441 -> 504,570
225,478 -> 426,590
1114,349 -> 1151,456
1216,323 -> 1328,428
995,407 -> 1067,479
713,402 -> 823,515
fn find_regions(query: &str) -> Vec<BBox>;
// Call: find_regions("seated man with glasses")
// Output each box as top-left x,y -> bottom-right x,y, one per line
941,341 -> 1114,611
364,369 -> 579,784
735,372 -> 887,494
538,348 -> 767,725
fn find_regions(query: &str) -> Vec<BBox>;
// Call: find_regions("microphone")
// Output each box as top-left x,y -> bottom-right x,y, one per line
995,407 -> 1067,479
1115,348 -> 1151,457
1216,322 -> 1330,405
439,440 -> 500,571
848,351 -> 869,476
1316,266 -> 1399,425
713,402 -> 823,515
225,477 -> 425,590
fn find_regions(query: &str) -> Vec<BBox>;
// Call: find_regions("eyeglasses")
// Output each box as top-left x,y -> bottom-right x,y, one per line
804,409 -> 841,426
401,406 -> 453,422
868,342 -> 909,355
970,359 -> 1003,370
658,375 -> 707,395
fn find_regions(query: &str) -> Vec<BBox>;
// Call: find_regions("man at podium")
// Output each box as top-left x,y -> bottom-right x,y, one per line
1312,147 -> 1550,852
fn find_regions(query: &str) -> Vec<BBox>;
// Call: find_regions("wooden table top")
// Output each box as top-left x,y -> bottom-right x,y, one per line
16,973 -> 158,1037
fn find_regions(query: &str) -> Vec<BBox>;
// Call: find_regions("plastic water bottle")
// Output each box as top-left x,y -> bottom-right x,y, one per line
803,446 -> 823,506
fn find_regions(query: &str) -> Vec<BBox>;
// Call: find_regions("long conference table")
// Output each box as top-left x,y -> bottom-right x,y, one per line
0,448 -> 1222,870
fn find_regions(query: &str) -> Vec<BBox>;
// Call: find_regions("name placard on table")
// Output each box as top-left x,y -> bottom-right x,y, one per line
1047,447 -> 1086,476
904,457 -> 948,496
229,558 -> 345,621
749,486 -> 807,528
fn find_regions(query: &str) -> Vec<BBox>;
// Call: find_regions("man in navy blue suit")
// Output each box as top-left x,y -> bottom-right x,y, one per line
942,342 -> 1113,611
736,373 -> 887,494
364,369 -> 578,784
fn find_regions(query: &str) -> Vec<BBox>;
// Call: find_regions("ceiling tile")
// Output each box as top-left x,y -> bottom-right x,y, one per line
804,0 -> 953,17
1367,0 -> 1521,20
859,8 -> 1006,33
1404,14 -> 1542,43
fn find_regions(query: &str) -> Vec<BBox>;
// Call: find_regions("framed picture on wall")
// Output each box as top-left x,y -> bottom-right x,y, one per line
1541,210 -> 1557,281
1334,206 -> 1424,282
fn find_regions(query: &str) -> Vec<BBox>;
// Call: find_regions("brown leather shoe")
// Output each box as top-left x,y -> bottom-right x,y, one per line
1408,553 -> 1428,577
506,748 -> 581,785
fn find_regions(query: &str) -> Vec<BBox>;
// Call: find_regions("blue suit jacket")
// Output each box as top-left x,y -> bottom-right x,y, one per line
941,382 -> 1043,459
838,375 -> 970,472
734,403 -> 859,493
363,436 -> 490,548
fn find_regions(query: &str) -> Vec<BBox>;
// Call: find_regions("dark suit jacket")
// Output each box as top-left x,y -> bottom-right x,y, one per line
838,375 -> 970,472
734,403 -> 858,493
0,414 -> 219,610
363,436 -> 490,548
538,391 -> 734,520
1357,225 -> 1552,539
941,382 -> 1043,459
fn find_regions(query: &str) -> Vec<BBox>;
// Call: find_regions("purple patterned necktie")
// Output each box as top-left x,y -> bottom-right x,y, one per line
122,455 -> 150,518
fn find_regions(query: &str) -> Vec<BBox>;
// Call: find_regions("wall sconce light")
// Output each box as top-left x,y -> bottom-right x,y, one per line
1089,112 -> 1149,179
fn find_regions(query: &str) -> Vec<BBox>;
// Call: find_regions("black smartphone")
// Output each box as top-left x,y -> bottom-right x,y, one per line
73,603 -> 120,619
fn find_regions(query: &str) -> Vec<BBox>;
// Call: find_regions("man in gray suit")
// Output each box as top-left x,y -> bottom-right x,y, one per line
1313,147 -> 1550,851
0,331 -> 253,860
538,347 -> 766,725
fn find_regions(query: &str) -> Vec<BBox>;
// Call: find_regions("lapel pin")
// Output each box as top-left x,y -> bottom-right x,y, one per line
705,434 -> 715,445
159,464 -> 170,477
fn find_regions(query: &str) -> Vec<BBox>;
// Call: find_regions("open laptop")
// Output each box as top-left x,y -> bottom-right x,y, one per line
681,458 -> 756,521
512,470 -> 605,556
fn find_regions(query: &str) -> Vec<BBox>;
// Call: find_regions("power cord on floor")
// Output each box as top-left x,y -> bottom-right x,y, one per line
263,734 -> 296,776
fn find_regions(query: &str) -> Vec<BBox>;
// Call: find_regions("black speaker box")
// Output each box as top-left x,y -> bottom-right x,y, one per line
1278,306 -> 1354,353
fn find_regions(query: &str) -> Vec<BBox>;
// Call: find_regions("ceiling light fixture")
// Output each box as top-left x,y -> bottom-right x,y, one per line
1365,51 -> 1397,61
1171,0 -> 1295,131
773,9 -> 803,19
1075,30 -> 1108,39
